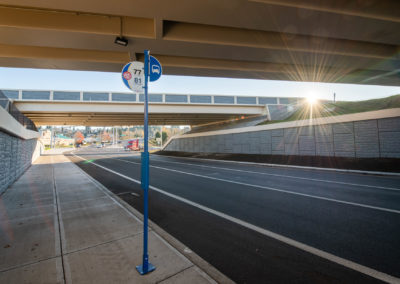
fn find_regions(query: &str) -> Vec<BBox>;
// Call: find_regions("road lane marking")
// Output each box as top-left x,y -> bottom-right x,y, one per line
72,153 -> 400,284
158,155 -> 400,177
149,157 -> 400,192
112,157 -> 400,215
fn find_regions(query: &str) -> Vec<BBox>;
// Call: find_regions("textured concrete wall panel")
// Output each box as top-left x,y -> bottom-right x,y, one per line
335,151 -> 356,158
355,142 -> 380,158
242,143 -> 250,153
259,130 -> 272,144
164,116 -> 400,159
315,125 -> 333,143
271,129 -> 284,137
233,144 -> 241,153
334,134 -> 355,153
272,136 -> 284,151
298,126 -> 314,136
379,132 -> 400,155
285,143 -> 299,155
284,128 -> 299,144
224,134 -> 233,150
354,120 -> 379,158
216,135 -> 225,145
378,117 -> 400,132
260,143 -> 272,154
299,136 -> 315,152
300,150 -> 317,156
333,122 -> 354,134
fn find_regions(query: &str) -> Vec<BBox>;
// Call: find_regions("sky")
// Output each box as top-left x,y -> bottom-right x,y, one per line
0,67 -> 399,101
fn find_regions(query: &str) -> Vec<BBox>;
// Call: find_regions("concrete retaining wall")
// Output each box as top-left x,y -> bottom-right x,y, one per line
164,109 -> 400,159
0,106 -> 41,194
0,130 -> 40,193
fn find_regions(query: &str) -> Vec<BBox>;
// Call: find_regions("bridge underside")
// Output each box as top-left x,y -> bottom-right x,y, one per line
23,112 -> 251,126
14,101 -> 265,126
0,0 -> 399,86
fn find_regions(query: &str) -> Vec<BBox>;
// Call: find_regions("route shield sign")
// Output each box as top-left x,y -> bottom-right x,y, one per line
122,61 -> 145,93
149,56 -> 162,82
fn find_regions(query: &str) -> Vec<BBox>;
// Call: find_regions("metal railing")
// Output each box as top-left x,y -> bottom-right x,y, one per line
0,90 -> 37,131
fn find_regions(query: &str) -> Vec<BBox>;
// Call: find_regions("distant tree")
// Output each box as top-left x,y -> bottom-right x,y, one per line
162,131 -> 168,143
155,132 -> 161,138
74,131 -> 84,144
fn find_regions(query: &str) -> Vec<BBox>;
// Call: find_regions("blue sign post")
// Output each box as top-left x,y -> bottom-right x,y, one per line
121,51 -> 162,275
135,50 -> 162,276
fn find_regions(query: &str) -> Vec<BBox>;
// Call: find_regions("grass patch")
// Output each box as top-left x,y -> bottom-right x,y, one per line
259,94 -> 400,125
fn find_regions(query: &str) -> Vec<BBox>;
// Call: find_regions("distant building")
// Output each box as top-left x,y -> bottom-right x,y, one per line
40,130 -> 74,146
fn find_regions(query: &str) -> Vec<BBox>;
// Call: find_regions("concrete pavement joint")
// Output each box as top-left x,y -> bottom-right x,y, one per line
72,153 -> 400,284
64,232 -> 144,256
155,265 -> 195,284
51,156 -> 67,284
58,195 -> 110,205
114,158 -> 400,214
61,202 -> 117,214
0,211 -> 55,223
0,255 -> 61,274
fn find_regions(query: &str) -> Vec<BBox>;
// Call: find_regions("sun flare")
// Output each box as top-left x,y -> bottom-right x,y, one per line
306,91 -> 317,105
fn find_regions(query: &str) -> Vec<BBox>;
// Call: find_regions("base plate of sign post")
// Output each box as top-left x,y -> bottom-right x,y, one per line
136,263 -> 156,275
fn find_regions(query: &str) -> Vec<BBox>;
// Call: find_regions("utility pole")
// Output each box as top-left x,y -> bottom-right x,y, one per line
50,126 -> 53,149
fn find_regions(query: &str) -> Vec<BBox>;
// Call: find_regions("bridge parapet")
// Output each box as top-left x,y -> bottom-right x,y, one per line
1,89 -> 299,106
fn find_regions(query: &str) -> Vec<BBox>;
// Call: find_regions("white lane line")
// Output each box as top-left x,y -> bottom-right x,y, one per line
112,157 -> 400,215
72,153 -> 400,284
149,157 -> 400,192
160,155 -> 400,177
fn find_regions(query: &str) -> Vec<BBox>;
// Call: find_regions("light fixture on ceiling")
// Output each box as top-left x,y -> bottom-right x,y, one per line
114,36 -> 128,46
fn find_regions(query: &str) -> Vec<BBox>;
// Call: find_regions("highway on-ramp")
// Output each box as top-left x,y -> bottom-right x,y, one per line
67,148 -> 400,283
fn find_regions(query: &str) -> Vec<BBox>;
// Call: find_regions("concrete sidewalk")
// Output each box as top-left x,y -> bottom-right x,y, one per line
0,154 -> 230,283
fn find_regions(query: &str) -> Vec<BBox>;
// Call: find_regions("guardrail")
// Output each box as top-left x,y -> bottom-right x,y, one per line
0,90 -> 37,131
1,89 -> 300,106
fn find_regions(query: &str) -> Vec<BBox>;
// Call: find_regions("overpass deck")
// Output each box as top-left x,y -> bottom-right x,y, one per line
2,89 -> 297,126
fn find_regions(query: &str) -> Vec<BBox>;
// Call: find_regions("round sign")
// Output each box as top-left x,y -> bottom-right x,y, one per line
122,61 -> 145,93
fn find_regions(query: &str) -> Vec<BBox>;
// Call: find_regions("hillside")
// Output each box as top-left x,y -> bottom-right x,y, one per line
259,94 -> 400,125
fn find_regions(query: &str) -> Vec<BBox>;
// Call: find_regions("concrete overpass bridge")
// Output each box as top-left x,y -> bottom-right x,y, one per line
1,89 -> 298,126
2,2 -> 400,283
0,0 -> 399,86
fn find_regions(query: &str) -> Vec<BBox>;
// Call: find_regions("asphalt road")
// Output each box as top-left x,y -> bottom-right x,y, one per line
67,148 -> 400,284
